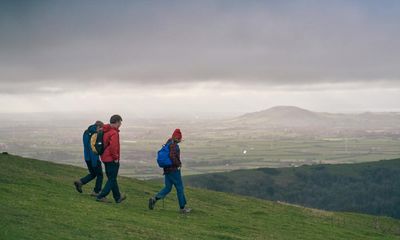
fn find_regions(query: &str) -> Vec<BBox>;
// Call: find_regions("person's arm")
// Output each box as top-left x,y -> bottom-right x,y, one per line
169,142 -> 181,167
83,132 -> 91,161
109,133 -> 120,161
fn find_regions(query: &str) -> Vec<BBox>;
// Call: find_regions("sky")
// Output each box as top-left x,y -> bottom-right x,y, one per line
1,0 -> 400,117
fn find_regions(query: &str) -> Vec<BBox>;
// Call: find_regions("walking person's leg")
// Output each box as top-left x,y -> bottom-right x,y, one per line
156,174 -> 173,199
74,161 -> 96,193
149,173 -> 173,209
93,160 -> 103,195
167,170 -> 190,213
82,161 -> 97,183
96,162 -> 112,202
109,162 -> 124,203
172,170 -> 187,210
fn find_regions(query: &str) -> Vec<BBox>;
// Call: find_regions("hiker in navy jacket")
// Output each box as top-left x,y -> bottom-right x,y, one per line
149,129 -> 191,214
74,121 -> 104,196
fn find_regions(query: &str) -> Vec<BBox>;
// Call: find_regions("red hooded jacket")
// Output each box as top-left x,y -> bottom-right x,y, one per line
101,124 -> 120,163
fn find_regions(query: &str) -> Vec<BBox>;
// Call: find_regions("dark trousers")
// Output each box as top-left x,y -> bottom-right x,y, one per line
80,160 -> 103,193
97,161 -> 121,201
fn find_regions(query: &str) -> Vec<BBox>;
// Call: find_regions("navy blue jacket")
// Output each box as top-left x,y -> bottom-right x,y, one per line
83,124 -> 100,167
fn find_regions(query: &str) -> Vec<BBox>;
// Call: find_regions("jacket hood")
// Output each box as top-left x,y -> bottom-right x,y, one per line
87,124 -> 98,134
103,124 -> 119,133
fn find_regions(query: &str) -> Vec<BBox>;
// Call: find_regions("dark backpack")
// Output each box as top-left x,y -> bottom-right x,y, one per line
90,130 -> 105,155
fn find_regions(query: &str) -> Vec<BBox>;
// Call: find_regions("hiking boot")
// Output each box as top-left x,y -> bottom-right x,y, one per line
180,207 -> 192,214
74,181 -> 83,193
90,191 -> 99,197
116,194 -> 127,204
96,197 -> 111,203
148,197 -> 156,210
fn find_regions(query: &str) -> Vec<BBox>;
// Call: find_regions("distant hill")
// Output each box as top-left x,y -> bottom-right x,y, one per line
1,154 -> 400,239
236,106 -> 327,127
229,106 -> 400,130
185,158 -> 400,219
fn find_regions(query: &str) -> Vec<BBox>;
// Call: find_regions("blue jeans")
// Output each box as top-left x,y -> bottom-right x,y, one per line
156,169 -> 187,209
97,161 -> 121,202
81,160 -> 103,193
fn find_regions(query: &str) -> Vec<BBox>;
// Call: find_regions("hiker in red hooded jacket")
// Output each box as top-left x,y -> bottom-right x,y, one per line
101,124 -> 120,163
96,115 -> 126,203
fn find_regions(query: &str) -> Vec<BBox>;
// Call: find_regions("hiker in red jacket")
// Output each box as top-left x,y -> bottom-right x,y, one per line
149,129 -> 191,213
96,115 -> 126,203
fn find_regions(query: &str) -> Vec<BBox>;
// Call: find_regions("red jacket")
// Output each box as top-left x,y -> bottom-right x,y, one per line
101,124 -> 120,163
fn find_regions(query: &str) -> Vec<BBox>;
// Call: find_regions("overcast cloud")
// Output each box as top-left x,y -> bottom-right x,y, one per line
1,0 -> 400,114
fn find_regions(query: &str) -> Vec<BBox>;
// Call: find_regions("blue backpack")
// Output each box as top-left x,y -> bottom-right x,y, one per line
157,141 -> 173,168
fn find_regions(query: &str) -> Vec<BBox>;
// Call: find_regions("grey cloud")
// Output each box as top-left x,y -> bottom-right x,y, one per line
1,0 -> 400,93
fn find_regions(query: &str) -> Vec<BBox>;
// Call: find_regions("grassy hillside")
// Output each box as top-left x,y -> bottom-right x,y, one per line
1,154 -> 400,240
185,159 -> 400,219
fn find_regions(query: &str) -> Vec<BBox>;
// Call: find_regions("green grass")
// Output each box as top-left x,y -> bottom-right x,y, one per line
1,154 -> 400,239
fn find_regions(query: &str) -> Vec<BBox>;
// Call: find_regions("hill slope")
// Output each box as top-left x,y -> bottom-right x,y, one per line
185,159 -> 400,219
237,106 -> 326,127
230,105 -> 400,130
1,154 -> 400,240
